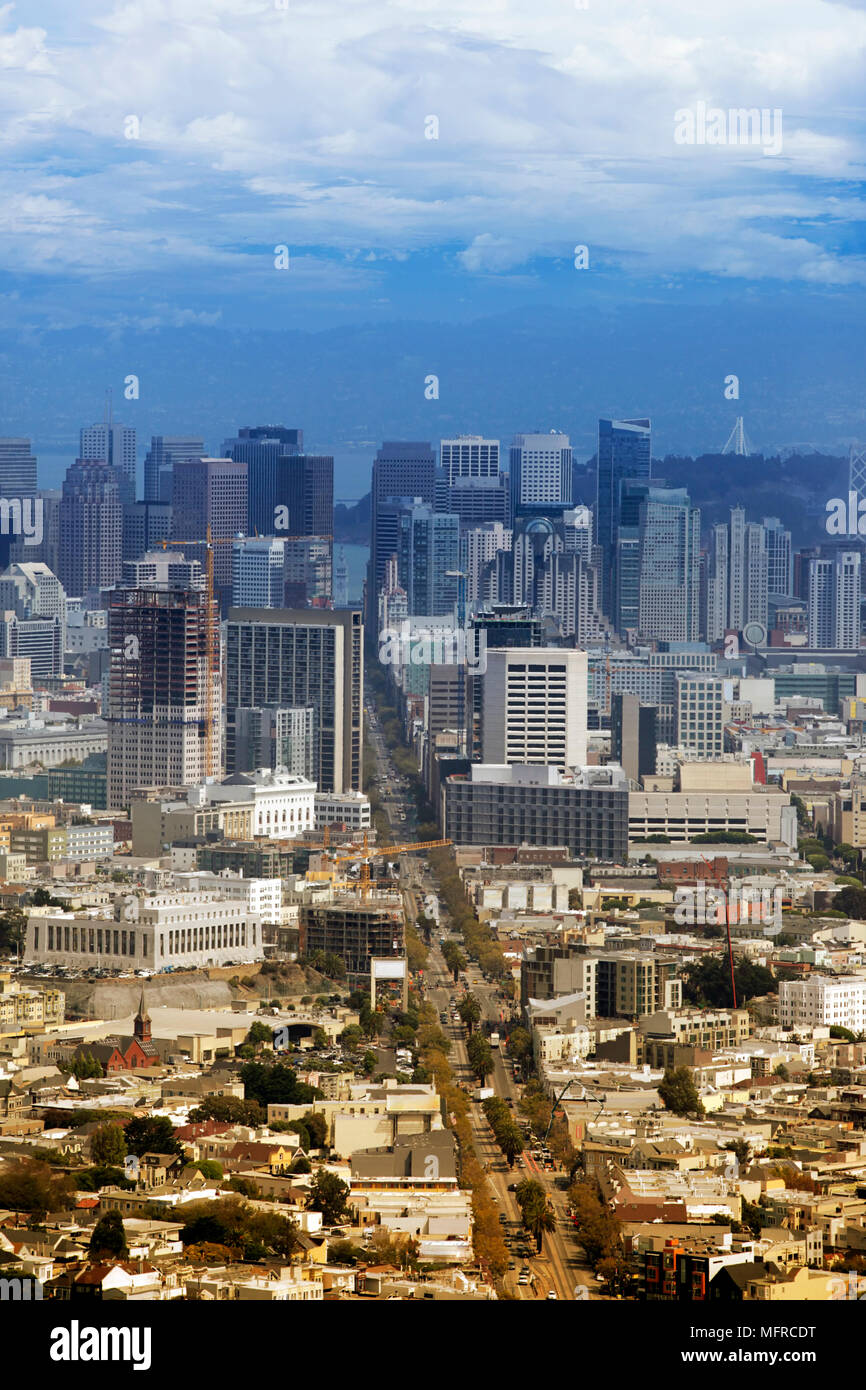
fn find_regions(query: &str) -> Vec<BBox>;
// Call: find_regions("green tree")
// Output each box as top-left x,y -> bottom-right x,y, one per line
302,1110 -> 329,1149
458,994 -> 482,1035
515,1178 -> 556,1254
190,1159 -> 223,1179
188,1095 -> 265,1126
124,1115 -> 183,1158
362,1050 -> 377,1076
240,1061 -> 320,1108
245,1021 -> 274,1048
466,1032 -> 493,1084
658,1066 -> 704,1117
89,1123 -> 127,1167
340,1024 -> 363,1051
567,1177 -> 622,1269
834,886 -> 866,920
89,1210 -> 128,1260
307,1170 -> 350,1225
0,1159 -> 75,1216
505,1027 -> 533,1076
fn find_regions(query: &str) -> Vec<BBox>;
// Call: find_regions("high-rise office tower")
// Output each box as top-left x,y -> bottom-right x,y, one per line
106,558 -> 220,808
676,673 -> 728,757
808,549 -> 861,650
463,522 -> 513,606
763,516 -> 794,597
0,438 -> 37,496
369,442 -> 437,624
705,522 -> 729,643
0,561 -> 67,634
616,479 -> 655,634
396,504 -> 460,616
225,607 -> 363,792
122,501 -> 172,563
637,486 -> 701,643
509,432 -> 573,519
170,457 -> 248,602
611,692 -> 657,784
440,436 -> 509,527
481,647 -> 588,770
595,418 -> 651,610
378,554 -> 409,637
223,429 -> 331,542
59,461 -> 124,597
231,537 -> 286,608
334,548 -> 349,608
441,436 -> 500,484
0,438 -> 38,572
143,436 -> 205,504
10,490 -> 60,574
726,505 -> 768,632
80,420 -> 136,504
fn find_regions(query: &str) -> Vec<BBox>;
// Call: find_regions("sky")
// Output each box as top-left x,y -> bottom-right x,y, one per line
1,0 -> 865,487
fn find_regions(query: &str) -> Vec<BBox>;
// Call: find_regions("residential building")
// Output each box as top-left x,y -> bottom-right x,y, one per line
233,705 -> 316,779
225,607 -> 363,792
808,550 -> 861,650
611,692 -> 657,784
596,417 -> 651,610
779,976 -> 866,1033
676,674 -> 729,758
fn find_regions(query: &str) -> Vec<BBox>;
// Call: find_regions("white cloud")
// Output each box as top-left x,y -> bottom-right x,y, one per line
0,0 -> 863,296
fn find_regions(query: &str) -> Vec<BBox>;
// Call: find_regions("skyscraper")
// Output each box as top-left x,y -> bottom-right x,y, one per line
763,516 -> 794,597
481,647 -> 588,770
705,507 -> 769,639
223,427 -> 331,542
396,504 -> 460,616
0,438 -> 37,496
0,438 -> 38,572
441,436 -> 500,484
595,417 -> 651,610
225,607 -> 363,792
59,461 -> 124,597
106,557 -> 220,808
509,432 -> 573,519
170,458 -> 248,602
80,420 -> 136,504
231,537 -> 286,608
637,486 -> 701,643
808,550 -> 861,650
369,442 -> 437,624
143,436 -> 205,504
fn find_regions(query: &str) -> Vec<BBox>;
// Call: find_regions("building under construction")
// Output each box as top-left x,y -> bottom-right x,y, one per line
299,892 -> 405,984
107,558 -> 220,810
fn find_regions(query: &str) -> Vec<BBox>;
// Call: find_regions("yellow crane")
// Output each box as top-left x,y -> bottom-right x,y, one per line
316,834 -> 451,898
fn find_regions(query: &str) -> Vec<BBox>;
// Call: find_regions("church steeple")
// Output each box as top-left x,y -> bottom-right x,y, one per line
134,990 -> 152,1044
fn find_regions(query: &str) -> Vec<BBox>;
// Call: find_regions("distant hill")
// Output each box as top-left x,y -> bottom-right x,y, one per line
333,493 -> 370,543
573,452 -> 844,546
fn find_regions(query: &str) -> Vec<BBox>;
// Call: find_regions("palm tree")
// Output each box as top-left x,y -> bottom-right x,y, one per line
515,1178 -> 556,1253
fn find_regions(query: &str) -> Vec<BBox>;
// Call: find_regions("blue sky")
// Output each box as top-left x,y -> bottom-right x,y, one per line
1,0 -> 865,481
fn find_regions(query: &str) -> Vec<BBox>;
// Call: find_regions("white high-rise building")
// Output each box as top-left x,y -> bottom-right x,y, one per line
232,537 -> 286,608
481,647 -> 588,770
510,432 -> 572,516
440,436 -> 500,484
779,975 -> 866,1033
808,550 -> 861,651
463,522 -> 512,605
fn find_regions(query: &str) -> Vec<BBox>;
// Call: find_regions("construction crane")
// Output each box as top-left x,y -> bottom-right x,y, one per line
160,525 -> 229,779
317,834 -> 451,898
